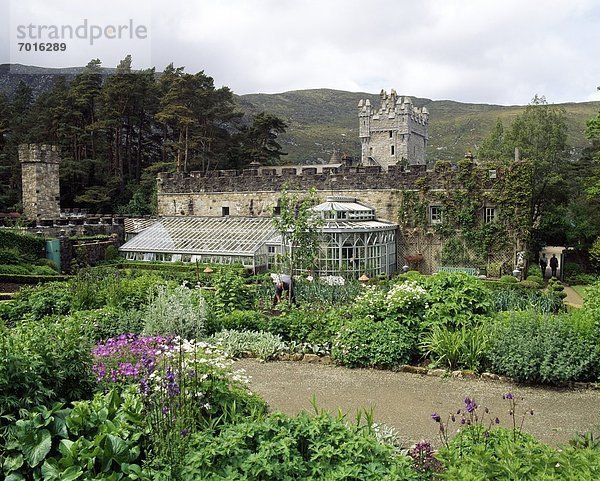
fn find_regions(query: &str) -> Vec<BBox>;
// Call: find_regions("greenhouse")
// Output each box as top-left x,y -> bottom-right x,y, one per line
119,197 -> 398,277
311,197 -> 398,277
119,216 -> 277,272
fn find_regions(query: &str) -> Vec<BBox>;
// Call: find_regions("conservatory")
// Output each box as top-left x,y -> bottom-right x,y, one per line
311,197 -> 398,278
119,197 -> 398,277
119,216 -> 276,272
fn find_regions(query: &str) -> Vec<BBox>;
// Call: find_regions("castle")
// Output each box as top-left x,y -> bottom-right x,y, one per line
154,90 -> 528,275
17,91 -> 528,276
359,90 -> 429,169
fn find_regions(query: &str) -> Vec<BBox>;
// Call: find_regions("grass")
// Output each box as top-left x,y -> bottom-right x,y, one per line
237,89 -> 600,164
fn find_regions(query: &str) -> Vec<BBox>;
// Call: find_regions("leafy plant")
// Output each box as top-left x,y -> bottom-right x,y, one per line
332,317 -> 416,368
2,389 -> 151,481
209,330 -> 287,360
181,410 -> 420,480
0,316 -> 95,430
420,323 -> 490,371
1,282 -> 72,325
263,307 -> 345,346
488,311 -> 599,383
214,309 -> 268,333
142,283 -> 207,340
211,269 -> 251,314
423,273 -> 492,328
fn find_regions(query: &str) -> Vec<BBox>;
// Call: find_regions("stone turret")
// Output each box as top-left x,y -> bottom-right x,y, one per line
358,90 -> 429,170
19,144 -> 61,220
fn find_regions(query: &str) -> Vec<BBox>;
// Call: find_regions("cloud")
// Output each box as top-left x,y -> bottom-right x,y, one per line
2,0 -> 600,104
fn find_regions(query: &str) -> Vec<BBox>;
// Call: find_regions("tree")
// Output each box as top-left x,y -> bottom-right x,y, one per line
477,95 -> 569,250
240,112 -> 288,165
272,187 -> 323,293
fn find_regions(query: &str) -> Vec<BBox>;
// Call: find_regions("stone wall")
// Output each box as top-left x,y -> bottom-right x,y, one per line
358,91 -> 429,169
156,162 -> 515,275
19,144 -> 61,220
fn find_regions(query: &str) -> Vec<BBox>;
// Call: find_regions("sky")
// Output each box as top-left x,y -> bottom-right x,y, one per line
2,0 -> 600,105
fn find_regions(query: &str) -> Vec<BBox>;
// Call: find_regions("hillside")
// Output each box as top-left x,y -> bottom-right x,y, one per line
238,89 -> 599,163
1,64 -> 598,163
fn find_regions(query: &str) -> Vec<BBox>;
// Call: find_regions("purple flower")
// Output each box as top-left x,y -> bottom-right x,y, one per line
504,392 -> 513,400
495,417 -> 500,424
180,429 -> 190,437
464,398 -> 477,413
431,412 -> 441,423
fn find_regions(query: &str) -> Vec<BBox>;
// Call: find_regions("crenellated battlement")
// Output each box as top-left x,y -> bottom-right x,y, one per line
157,163 -> 438,195
358,90 -> 429,170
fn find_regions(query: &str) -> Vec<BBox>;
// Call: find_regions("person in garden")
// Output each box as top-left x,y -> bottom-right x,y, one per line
539,253 -> 548,279
549,254 -> 559,278
271,273 -> 296,307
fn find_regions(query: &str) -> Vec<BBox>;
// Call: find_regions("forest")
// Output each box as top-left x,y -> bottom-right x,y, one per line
0,56 -> 287,215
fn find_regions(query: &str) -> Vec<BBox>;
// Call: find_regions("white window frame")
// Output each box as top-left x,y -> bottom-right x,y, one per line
430,205 -> 443,224
484,206 -> 497,223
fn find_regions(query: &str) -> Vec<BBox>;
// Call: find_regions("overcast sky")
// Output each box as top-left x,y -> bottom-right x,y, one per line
2,0 -> 600,105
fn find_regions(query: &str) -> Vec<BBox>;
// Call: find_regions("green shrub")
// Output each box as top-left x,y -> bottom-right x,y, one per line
570,272 -> 600,285
424,273 -> 492,328
209,329 -> 287,360
437,424 -> 600,480
332,318 -> 416,368
215,309 -> 269,333
519,279 -> 541,289
488,311 -> 599,383
264,307 -> 345,346
142,284 -> 208,340
71,268 -> 167,311
2,389 -> 151,481
0,247 -> 27,265
524,274 -> 543,286
499,275 -> 518,284
212,269 -> 251,313
1,282 -> 72,325
182,411 -> 419,480
0,316 -> 95,426
69,307 -> 144,341
0,230 -> 45,261
420,323 -> 491,371
104,244 -> 120,261
489,285 -> 565,314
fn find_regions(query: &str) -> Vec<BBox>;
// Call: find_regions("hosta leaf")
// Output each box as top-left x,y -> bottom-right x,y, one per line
3,453 -> 24,472
22,428 -> 51,467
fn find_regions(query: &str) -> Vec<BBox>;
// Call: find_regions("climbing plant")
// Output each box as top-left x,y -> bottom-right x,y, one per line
398,158 -> 533,269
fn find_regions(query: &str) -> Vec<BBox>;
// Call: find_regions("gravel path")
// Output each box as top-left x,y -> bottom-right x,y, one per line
235,359 -> 600,448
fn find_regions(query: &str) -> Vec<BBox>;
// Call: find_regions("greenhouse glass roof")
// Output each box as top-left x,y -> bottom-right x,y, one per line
119,216 -> 276,255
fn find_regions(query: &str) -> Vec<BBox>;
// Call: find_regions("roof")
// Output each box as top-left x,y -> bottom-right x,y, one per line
124,217 -> 158,234
119,216 -> 276,256
321,220 -> 397,232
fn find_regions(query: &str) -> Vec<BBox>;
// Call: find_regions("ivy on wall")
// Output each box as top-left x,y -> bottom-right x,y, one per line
398,158 -> 534,268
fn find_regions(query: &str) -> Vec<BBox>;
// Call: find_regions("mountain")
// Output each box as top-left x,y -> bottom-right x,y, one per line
238,89 -> 600,163
0,64 -> 116,98
1,64 -> 598,163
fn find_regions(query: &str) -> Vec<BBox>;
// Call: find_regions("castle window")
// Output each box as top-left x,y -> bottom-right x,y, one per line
429,206 -> 443,224
484,207 -> 497,223
222,206 -> 230,216
389,131 -> 393,138
391,145 -> 395,156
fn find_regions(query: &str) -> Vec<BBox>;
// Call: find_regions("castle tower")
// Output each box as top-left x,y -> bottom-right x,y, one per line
358,90 -> 429,170
19,144 -> 61,220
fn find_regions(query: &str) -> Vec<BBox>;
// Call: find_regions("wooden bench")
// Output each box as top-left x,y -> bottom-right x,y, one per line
436,266 -> 478,276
